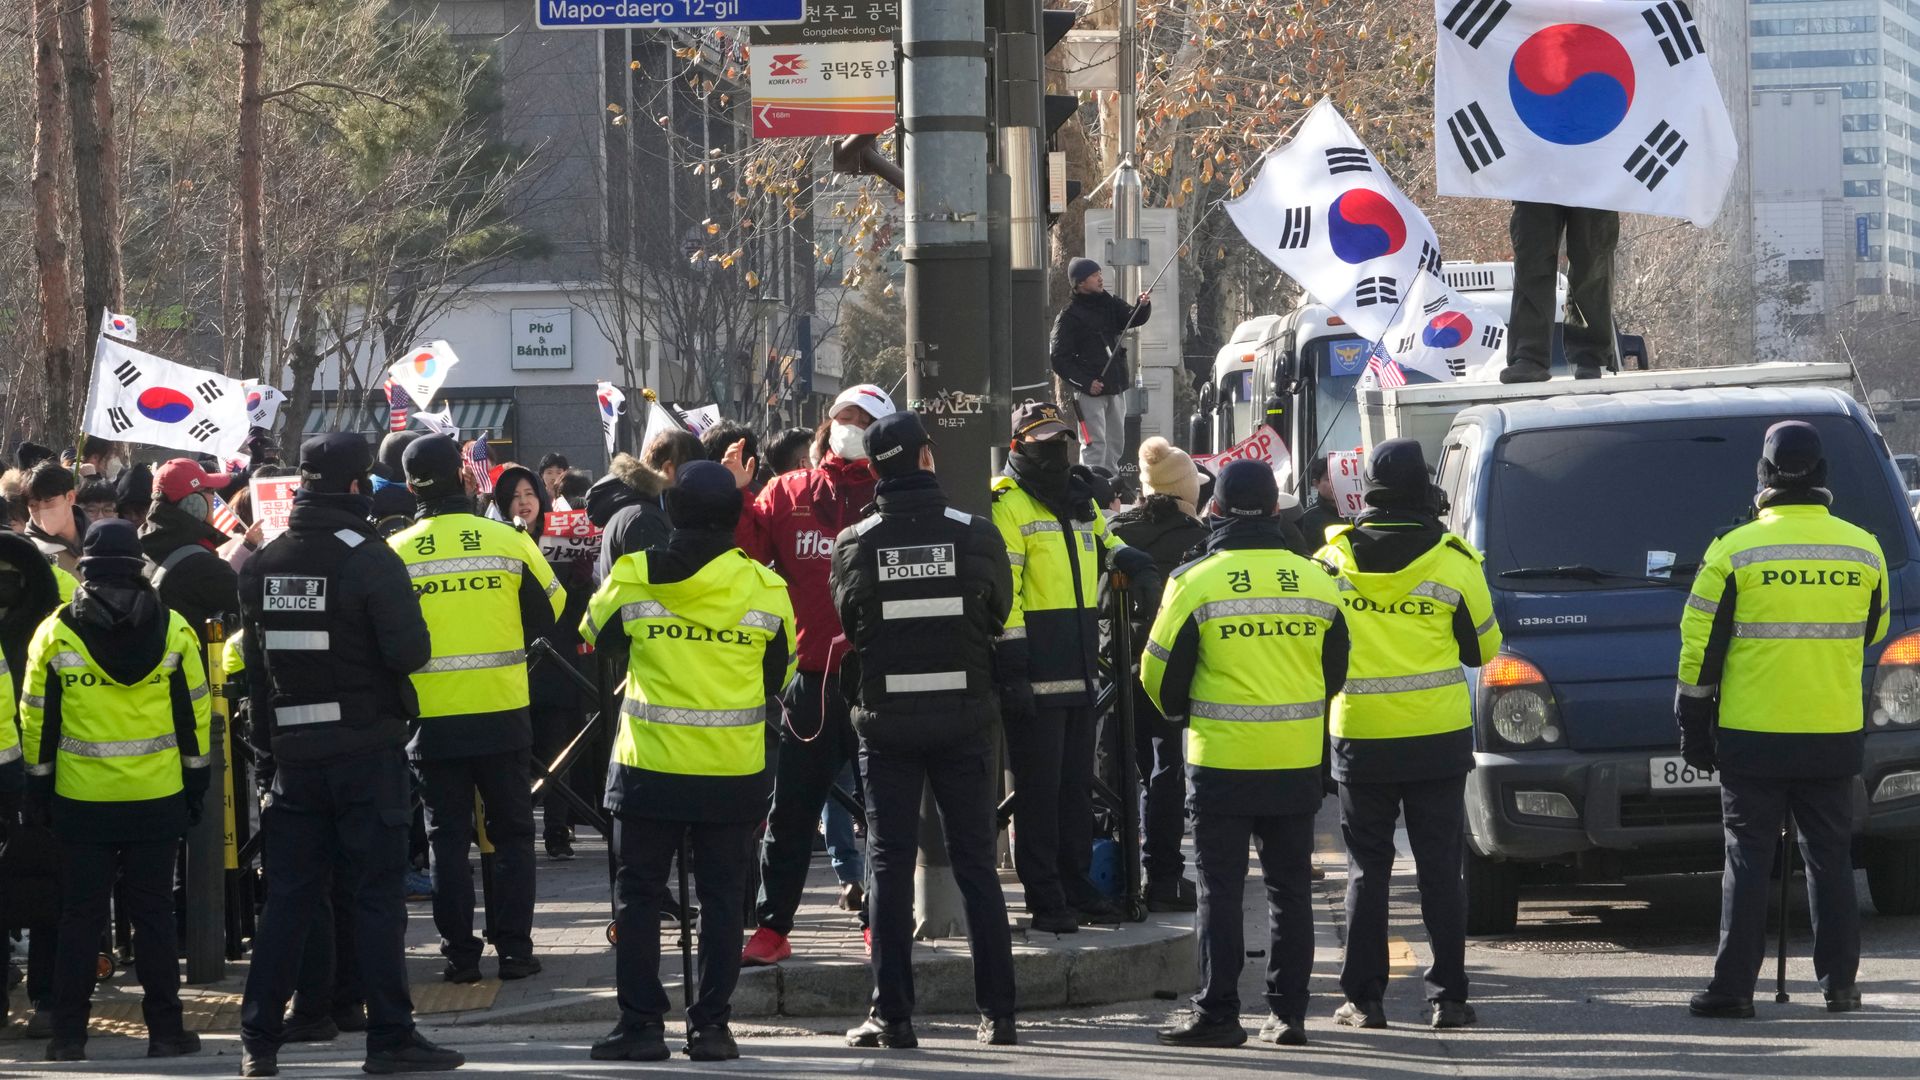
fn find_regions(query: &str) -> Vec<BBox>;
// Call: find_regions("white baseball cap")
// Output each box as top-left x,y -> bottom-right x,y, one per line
830,384 -> 896,421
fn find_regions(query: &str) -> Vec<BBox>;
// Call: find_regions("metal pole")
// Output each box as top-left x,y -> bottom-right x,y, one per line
904,0 -> 990,936
184,620 -> 227,982
998,0 -> 1048,420
1111,0 -> 1146,413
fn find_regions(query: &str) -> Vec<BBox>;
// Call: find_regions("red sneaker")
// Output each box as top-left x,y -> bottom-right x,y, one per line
741,927 -> 791,967
863,926 -> 873,959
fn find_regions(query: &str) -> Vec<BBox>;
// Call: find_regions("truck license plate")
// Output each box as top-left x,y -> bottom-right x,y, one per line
1649,755 -> 1720,791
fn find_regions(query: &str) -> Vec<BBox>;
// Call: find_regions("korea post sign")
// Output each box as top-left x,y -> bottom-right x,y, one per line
750,2 -> 898,139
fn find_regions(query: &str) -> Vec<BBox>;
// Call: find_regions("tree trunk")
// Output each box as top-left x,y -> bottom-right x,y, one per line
32,0 -> 75,440
237,0 -> 267,381
88,0 -> 124,309
60,0 -> 111,347
281,265 -> 325,448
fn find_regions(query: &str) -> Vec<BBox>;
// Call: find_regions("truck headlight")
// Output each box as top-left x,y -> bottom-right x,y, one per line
1872,633 -> 1920,728
1482,654 -> 1562,748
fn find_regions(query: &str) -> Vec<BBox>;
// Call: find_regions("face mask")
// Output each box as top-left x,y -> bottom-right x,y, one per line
1023,440 -> 1074,471
829,422 -> 869,461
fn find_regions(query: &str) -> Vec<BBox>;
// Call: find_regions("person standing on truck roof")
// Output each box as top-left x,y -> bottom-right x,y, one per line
1497,203 -> 1619,384
1143,460 -> 1349,1049
1317,438 -> 1502,1032
1677,421 -> 1886,1020
1051,257 -> 1152,474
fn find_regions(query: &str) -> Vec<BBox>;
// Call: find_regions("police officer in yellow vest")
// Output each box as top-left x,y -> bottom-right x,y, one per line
1679,422 -> 1887,1019
20,519 -> 211,1062
580,461 -> 795,1064
1318,439 -> 1500,1032
994,401 -> 1157,932
391,435 -> 562,984
1143,460 -> 1348,1050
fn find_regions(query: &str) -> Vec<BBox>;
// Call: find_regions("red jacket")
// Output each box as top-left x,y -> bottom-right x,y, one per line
742,454 -> 877,673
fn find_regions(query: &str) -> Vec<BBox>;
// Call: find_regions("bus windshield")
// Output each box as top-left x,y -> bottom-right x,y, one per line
1219,368 -> 1254,447
1305,334 -> 1368,457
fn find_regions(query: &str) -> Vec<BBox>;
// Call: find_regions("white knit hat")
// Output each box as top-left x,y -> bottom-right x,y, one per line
1138,437 -> 1201,517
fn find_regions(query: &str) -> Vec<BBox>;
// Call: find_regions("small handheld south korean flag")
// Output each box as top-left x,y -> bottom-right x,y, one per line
386,340 -> 460,410
244,382 -> 287,430
1375,273 -> 1510,384
1433,0 -> 1738,226
594,381 -> 625,458
82,336 -> 251,457
103,310 -> 138,342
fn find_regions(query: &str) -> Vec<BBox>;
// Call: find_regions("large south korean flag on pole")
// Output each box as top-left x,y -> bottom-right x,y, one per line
1435,0 -> 1737,227
82,336 -> 251,457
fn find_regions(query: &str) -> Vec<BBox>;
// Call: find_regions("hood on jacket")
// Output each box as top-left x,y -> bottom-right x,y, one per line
586,453 -> 667,528
491,464 -> 553,537
140,500 -> 230,557
65,578 -> 169,686
1322,524 -> 1454,606
0,530 -> 60,666
612,546 -> 774,634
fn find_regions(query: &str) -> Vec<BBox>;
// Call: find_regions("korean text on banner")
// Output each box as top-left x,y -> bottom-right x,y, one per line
83,336 -> 251,457
251,475 -> 303,543
540,509 -> 603,564
749,2 -> 898,139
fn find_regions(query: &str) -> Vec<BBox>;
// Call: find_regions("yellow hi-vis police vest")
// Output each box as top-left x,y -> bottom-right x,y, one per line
1318,527 -> 1501,742
1678,504 -> 1888,733
581,550 -> 796,778
52,566 -> 75,604
0,647 -> 19,771
389,513 -> 562,718
20,611 -> 211,802
991,475 -> 1121,700
1140,547 -> 1343,770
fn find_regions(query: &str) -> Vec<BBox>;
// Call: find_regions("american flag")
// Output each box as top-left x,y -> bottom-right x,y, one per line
209,493 -> 244,536
465,432 -> 493,495
384,379 -> 414,433
1364,344 -> 1408,389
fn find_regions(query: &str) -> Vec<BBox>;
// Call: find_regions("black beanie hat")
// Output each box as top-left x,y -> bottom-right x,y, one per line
664,460 -> 743,531
402,435 -> 466,499
78,518 -> 147,581
1363,438 -> 1433,511
1215,460 -> 1279,518
1759,420 -> 1827,491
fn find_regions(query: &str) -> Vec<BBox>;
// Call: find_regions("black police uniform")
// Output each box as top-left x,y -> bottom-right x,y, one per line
236,435 -> 452,1070
830,412 -> 1019,1039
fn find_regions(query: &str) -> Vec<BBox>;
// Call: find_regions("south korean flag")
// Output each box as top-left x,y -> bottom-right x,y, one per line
81,336 -> 251,456
1374,274 -> 1510,386
1434,0 -> 1737,227
1226,98 -> 1447,345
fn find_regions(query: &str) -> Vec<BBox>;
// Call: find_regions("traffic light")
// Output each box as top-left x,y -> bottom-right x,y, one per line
1041,8 -> 1082,225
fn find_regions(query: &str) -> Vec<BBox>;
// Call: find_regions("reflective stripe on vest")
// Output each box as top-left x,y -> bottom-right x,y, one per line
1732,620 -> 1869,640
882,597 -> 964,620
60,733 -> 177,758
265,630 -> 330,651
278,702 -> 343,728
417,648 -> 526,674
884,671 -> 968,694
1194,597 -> 1341,624
0,745 -> 21,765
1341,669 -> 1467,695
619,699 -> 762,728
407,555 -> 521,578
1190,699 -> 1322,722
1033,678 -> 1092,696
1729,543 -> 1883,571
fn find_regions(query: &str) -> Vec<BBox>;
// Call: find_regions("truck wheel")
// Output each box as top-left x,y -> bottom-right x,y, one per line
1864,838 -> 1920,916
1464,850 -> 1520,935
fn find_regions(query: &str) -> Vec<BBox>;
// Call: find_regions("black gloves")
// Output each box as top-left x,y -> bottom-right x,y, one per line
22,791 -> 51,830
998,679 -> 1036,724
1110,543 -> 1156,583
1675,688 -> 1718,774
185,789 -> 205,827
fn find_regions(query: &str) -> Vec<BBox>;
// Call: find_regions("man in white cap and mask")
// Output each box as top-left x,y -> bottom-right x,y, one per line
740,383 -> 893,965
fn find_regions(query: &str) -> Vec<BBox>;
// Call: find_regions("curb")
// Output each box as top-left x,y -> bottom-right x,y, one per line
443,918 -> 1194,1024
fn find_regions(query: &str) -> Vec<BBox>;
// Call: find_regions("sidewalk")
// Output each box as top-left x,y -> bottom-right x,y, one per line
4,825 -> 1199,1041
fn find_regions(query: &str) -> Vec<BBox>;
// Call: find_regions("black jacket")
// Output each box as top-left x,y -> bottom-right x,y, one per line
238,493 -> 431,770
831,471 -> 1016,750
0,532 -> 59,805
1297,496 -> 1348,554
1108,495 -> 1208,638
1050,289 -> 1151,396
590,454 -> 673,586
495,465 -> 595,711
140,502 -> 240,640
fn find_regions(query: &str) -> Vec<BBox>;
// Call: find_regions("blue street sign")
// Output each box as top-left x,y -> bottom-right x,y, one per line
535,0 -> 803,29
1859,215 -> 1870,259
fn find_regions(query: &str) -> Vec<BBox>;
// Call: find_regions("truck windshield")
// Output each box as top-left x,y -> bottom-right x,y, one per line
1485,415 -> 1908,590
1306,334 -> 1368,456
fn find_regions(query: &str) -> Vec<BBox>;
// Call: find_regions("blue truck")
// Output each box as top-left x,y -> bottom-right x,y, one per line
1430,385 -> 1920,932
